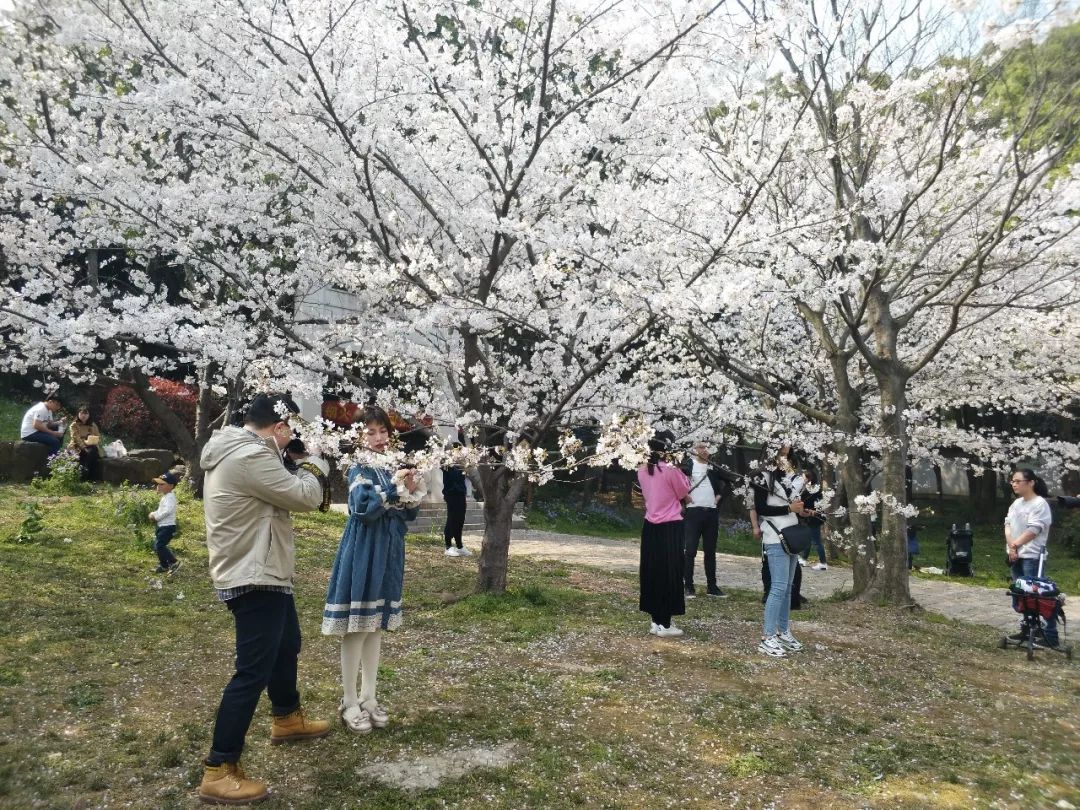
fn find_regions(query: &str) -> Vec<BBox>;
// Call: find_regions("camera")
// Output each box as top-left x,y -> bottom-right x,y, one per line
1057,495 -> 1080,509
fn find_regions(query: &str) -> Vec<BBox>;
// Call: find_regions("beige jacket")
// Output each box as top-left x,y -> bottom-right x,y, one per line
201,426 -> 326,591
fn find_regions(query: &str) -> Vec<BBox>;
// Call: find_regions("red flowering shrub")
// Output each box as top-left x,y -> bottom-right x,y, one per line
100,378 -> 198,449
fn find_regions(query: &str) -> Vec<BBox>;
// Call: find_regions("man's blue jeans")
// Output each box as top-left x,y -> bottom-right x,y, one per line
23,431 -> 61,454
764,543 -> 798,637
207,590 -> 302,765
1011,557 -> 1059,644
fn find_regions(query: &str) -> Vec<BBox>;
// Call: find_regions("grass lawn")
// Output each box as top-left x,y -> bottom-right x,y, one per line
0,397 -> 24,439
1,483 -> 1078,809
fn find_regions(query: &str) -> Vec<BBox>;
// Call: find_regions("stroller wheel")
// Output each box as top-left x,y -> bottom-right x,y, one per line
1026,633 -> 1035,661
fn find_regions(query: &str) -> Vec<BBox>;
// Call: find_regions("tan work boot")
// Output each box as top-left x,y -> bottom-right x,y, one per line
198,761 -> 269,805
270,707 -> 331,744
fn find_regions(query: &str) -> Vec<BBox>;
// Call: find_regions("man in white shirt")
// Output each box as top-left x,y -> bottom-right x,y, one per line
681,442 -> 729,598
19,394 -> 65,454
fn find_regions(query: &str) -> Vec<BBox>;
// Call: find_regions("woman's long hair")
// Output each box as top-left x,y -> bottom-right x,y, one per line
1015,468 -> 1050,498
645,430 -> 676,476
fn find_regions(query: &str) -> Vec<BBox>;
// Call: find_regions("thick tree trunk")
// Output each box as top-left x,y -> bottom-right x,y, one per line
129,370 -> 203,492
862,379 -> 913,605
836,445 -> 876,595
476,465 -> 525,593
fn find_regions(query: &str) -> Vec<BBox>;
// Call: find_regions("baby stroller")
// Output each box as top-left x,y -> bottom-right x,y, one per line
945,524 -> 973,576
998,553 -> 1071,661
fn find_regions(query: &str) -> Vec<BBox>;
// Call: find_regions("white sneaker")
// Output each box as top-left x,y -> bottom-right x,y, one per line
457,547 -> 473,556
758,636 -> 787,657
445,547 -> 460,557
655,624 -> 684,638
649,622 -> 660,636
798,557 -> 809,567
811,563 -> 827,571
776,631 -> 803,651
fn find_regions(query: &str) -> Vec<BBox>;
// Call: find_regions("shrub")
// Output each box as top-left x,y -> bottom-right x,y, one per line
100,377 -> 199,449
13,501 -> 46,544
31,451 -> 91,496
108,483 -> 157,550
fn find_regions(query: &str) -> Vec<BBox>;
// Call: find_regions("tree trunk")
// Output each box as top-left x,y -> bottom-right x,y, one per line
836,444 -> 876,595
129,370 -> 202,490
862,379 -> 913,605
475,465 -> 525,593
190,363 -> 219,497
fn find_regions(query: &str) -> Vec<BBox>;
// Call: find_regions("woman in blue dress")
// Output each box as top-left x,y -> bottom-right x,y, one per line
322,406 -> 419,734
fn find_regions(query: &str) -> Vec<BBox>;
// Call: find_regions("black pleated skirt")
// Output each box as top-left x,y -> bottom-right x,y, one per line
639,519 -> 686,618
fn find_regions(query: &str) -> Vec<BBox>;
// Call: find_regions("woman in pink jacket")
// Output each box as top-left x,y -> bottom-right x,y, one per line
637,431 -> 691,638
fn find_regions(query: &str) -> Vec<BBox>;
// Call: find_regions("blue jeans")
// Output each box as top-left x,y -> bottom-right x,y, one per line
23,431 -> 61,454
1011,557 -> 1059,643
208,590 -> 303,764
764,544 -> 798,636
153,524 -> 177,568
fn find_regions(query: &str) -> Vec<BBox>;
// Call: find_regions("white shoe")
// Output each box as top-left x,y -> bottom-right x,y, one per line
339,701 -> 372,734
361,701 -> 389,728
811,563 -> 827,571
798,558 -> 809,567
445,547 -> 460,557
758,636 -> 787,657
457,546 -> 473,556
776,630 -> 803,652
649,622 -> 660,636
654,624 -> 684,638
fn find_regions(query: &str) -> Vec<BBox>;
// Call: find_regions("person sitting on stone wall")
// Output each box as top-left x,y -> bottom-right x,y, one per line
20,393 -> 66,455
68,404 -> 102,481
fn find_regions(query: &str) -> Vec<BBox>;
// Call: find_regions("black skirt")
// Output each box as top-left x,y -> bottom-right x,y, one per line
639,519 -> 686,618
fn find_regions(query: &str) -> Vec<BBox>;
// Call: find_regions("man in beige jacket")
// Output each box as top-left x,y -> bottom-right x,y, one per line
197,394 -> 331,806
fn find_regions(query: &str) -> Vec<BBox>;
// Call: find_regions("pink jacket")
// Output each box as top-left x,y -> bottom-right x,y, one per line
637,462 -> 690,524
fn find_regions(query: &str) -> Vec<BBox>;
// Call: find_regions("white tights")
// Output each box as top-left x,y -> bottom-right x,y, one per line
340,630 -> 382,710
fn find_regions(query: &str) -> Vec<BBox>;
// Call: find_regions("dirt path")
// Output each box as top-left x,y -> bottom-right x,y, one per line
489,529 -> 1020,633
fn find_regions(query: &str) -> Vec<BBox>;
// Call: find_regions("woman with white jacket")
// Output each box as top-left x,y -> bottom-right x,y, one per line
750,447 -> 806,657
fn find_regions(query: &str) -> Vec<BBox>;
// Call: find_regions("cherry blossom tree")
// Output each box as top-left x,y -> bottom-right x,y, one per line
0,0 -> 746,592
664,0 -> 1080,602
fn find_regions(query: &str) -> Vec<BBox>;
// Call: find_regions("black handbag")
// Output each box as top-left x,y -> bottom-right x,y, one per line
764,519 -> 813,556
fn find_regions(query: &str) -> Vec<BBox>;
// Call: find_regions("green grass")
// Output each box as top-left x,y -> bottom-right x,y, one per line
0,396 -> 24,439
0,483 -> 1077,809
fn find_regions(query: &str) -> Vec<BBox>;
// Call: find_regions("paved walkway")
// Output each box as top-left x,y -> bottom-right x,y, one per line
484,529 -> 1018,633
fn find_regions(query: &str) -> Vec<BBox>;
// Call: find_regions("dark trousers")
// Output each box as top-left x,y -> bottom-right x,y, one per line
153,524 -> 177,568
78,446 -> 101,481
23,431 -> 61,454
444,493 -> 466,548
208,590 -> 302,765
683,507 -> 718,589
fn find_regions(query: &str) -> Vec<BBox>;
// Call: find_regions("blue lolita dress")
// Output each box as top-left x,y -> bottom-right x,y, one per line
322,464 -> 419,635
